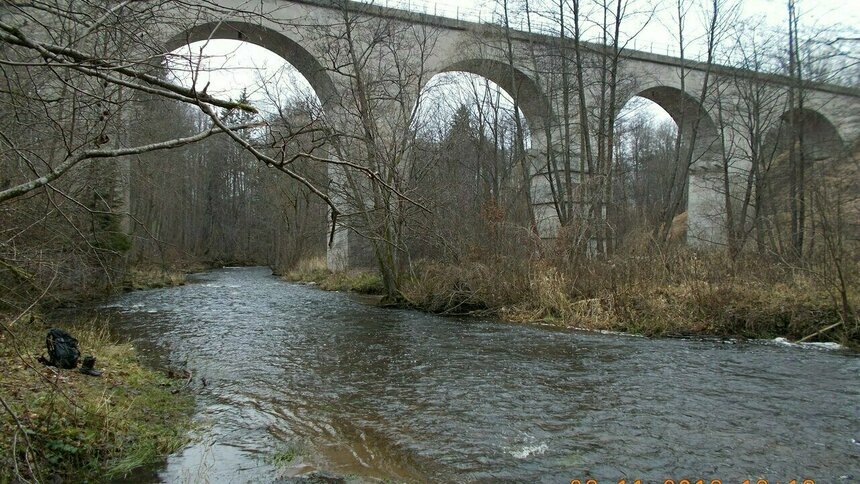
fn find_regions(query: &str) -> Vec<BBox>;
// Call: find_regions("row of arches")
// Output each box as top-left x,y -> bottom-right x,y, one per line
162,20 -> 848,251
167,20 -> 846,160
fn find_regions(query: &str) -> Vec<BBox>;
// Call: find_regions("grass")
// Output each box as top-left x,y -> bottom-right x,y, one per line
285,256 -> 385,295
285,256 -> 331,284
318,271 -> 385,294
124,259 -> 227,292
400,247 -> 860,347
125,266 -> 187,290
0,313 -> 194,482
282,245 -> 858,346
269,442 -> 304,469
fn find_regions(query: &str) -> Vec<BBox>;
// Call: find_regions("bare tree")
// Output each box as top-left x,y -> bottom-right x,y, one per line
311,2 -> 437,298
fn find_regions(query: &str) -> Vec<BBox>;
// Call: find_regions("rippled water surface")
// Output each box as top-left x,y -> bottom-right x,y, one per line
97,267 -> 859,483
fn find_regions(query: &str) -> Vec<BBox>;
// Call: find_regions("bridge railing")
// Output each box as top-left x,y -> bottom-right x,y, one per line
366,0 -> 696,60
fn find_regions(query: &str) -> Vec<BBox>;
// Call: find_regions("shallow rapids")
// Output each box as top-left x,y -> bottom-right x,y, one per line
96,267 -> 858,483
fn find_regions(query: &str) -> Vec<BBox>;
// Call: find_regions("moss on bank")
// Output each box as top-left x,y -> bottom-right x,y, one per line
0,314 -> 194,482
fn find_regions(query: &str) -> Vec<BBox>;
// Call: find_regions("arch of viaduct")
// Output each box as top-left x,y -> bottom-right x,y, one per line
158,0 -> 860,270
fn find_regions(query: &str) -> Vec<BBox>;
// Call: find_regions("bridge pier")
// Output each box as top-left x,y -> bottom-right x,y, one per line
324,148 -> 377,271
326,217 -> 375,271
687,166 -> 725,246
528,130 -> 563,238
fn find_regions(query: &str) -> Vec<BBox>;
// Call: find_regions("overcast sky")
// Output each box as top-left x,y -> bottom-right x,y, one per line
168,0 -> 858,131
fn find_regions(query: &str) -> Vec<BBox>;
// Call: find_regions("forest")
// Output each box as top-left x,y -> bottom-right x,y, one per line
0,0 -> 857,341
0,0 -> 858,479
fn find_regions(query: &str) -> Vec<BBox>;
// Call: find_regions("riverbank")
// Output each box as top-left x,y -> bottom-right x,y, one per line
0,312 -> 194,482
285,257 -> 384,294
125,265 -> 188,290
123,259 -> 225,291
285,251 -> 859,348
123,259 -> 268,292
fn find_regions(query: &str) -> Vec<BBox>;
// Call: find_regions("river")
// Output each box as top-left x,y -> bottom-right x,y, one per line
95,267 -> 858,483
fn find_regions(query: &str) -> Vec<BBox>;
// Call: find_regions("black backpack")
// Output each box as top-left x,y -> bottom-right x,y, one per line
45,328 -> 80,369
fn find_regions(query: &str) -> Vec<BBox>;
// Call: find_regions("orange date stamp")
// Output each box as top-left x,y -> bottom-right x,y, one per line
570,480 -> 816,484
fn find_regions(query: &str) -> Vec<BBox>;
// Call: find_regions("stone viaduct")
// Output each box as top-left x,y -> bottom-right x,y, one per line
154,0 -> 860,269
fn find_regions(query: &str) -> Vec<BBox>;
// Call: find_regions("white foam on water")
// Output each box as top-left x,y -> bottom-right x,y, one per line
510,443 -> 548,459
118,303 -> 146,313
593,328 -> 646,337
771,337 -> 843,350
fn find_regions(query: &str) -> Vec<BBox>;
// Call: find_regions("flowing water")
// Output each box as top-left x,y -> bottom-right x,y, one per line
95,267 -> 858,483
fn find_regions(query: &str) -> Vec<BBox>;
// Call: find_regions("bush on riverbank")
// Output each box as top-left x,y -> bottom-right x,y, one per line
125,265 -> 188,290
285,256 -> 385,295
123,257 -> 235,292
284,236 -> 856,346
0,314 -> 194,482
285,256 -> 331,284
399,243 -> 859,346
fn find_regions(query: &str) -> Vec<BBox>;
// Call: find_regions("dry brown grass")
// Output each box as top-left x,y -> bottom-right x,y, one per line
402,257 -> 530,315
125,266 -> 187,290
284,256 -> 329,283
401,241 -> 859,346
285,256 -> 385,294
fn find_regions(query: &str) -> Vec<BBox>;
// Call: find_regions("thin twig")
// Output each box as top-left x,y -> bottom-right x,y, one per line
0,394 -> 40,482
